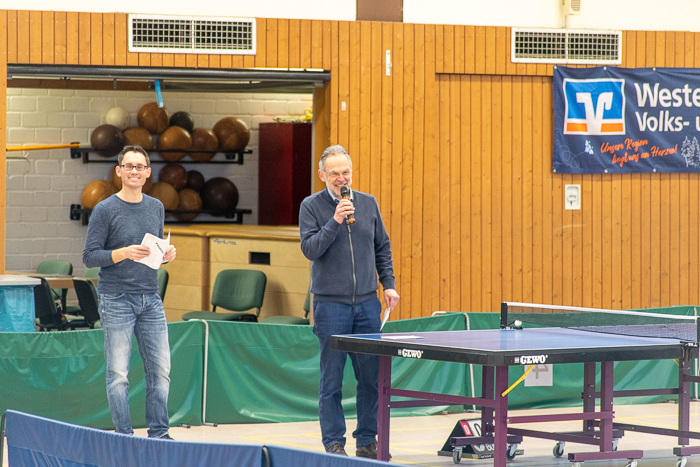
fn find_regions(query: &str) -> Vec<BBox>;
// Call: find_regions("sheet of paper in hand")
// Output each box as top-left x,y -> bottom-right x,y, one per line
135,230 -> 170,270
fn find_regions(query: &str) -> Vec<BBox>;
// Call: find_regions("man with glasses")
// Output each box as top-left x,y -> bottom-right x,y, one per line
299,145 -> 399,458
83,145 -> 177,439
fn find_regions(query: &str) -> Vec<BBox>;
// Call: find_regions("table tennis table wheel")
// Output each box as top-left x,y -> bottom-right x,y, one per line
506,444 -> 518,461
452,447 -> 463,464
677,456 -> 688,467
625,459 -> 638,467
553,441 -> 565,458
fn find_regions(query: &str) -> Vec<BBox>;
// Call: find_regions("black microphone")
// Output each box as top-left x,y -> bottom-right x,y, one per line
340,186 -> 355,224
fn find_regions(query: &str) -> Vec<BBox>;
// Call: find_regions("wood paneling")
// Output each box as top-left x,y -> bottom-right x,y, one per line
3,11 -> 700,319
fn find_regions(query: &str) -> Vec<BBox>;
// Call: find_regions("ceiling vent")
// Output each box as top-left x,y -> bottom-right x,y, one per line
512,28 -> 621,65
564,0 -> 582,16
129,14 -> 256,55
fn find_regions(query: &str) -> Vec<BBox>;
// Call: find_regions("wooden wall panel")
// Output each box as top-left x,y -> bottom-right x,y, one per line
4,10 -> 700,318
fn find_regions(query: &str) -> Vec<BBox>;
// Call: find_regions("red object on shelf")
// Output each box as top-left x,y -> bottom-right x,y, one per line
258,122 -> 312,225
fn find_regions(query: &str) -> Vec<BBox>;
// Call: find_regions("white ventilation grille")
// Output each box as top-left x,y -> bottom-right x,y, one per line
512,28 -> 621,65
129,15 -> 256,55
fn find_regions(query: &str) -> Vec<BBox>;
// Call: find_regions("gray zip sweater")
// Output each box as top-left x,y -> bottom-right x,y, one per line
299,189 -> 396,305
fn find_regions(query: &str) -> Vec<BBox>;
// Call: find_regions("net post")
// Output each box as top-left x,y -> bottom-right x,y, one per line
696,317 -> 700,347
500,302 -> 508,329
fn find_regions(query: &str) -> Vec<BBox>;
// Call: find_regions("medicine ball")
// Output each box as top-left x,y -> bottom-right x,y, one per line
105,107 -> 131,130
123,126 -> 154,150
81,180 -> 115,209
185,170 -> 205,192
149,182 -> 179,211
170,111 -> 195,133
201,177 -> 239,216
157,126 -> 192,162
137,102 -> 169,135
175,189 -> 203,222
158,163 -> 188,190
212,117 -> 250,152
90,124 -> 126,157
189,128 -> 219,162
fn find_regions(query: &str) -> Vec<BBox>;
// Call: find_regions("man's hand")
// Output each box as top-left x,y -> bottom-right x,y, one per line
384,288 -> 400,310
162,245 -> 177,263
113,245 -> 150,263
334,198 -> 355,224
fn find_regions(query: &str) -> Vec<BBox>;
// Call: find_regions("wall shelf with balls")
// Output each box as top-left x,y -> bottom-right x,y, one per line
69,204 -> 252,226
70,146 -> 252,165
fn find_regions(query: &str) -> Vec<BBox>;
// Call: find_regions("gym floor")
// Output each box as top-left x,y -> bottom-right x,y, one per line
3,402 -> 700,466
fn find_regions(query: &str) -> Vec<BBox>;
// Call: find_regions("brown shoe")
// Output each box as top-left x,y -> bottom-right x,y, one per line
356,442 -> 392,459
326,443 -> 348,456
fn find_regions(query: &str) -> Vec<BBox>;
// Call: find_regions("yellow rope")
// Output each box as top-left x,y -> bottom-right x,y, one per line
502,365 -> 534,397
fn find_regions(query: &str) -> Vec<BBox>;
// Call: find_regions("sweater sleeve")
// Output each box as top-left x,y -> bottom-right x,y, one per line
82,202 -> 117,268
373,199 -> 396,290
299,198 -> 342,261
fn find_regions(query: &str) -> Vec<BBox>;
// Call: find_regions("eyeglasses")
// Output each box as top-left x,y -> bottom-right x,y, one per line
120,164 -> 149,172
326,169 -> 351,180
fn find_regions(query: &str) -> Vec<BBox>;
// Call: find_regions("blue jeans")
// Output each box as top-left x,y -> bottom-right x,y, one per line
313,298 -> 381,450
100,293 -> 171,438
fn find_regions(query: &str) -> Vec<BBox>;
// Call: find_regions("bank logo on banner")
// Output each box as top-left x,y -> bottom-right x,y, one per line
563,79 -> 626,135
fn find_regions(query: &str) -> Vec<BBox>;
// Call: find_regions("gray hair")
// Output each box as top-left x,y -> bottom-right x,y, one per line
319,145 -> 352,172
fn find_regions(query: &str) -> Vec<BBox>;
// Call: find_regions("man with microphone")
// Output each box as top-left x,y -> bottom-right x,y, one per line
299,145 -> 400,459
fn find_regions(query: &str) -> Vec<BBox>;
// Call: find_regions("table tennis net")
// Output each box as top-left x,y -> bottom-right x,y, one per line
501,302 -> 700,344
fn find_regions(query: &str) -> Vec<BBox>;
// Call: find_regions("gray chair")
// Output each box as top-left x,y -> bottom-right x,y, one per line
36,260 -> 73,313
182,269 -> 266,322
72,278 -> 101,328
262,289 -> 311,325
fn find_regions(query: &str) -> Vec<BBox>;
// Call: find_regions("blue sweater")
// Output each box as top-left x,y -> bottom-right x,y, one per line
299,189 -> 396,305
83,194 -> 164,295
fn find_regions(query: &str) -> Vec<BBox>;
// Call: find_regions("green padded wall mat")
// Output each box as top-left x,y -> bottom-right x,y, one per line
202,313 -> 468,424
0,322 -> 202,429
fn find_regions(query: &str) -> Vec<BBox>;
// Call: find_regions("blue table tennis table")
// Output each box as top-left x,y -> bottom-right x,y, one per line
332,325 -> 700,467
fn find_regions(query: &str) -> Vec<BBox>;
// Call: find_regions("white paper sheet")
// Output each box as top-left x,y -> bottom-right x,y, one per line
135,230 -> 170,270
380,307 -> 391,331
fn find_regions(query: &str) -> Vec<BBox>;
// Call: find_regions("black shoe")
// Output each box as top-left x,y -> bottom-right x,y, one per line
158,434 -> 174,440
356,442 -> 392,459
326,443 -> 348,456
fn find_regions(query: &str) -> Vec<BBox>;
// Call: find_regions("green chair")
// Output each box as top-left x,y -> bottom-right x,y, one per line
83,267 -> 100,279
36,260 -> 73,312
182,269 -> 266,322
157,268 -> 169,300
262,288 -> 311,325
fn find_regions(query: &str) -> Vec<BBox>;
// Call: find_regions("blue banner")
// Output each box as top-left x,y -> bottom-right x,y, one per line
553,66 -> 700,174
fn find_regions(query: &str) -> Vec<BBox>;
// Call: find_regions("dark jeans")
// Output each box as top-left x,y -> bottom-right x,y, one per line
313,298 -> 381,450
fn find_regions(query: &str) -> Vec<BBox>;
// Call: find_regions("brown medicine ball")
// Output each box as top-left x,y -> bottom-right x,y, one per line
123,126 -> 154,150
170,111 -> 195,133
137,102 -> 170,135
189,128 -> 219,161
157,126 -> 192,162
109,165 -> 153,193
148,182 -> 179,211
201,177 -> 239,216
212,117 -> 250,152
158,163 -> 188,190
90,124 -> 126,157
81,180 -> 115,209
175,188 -> 203,222
185,170 -> 205,192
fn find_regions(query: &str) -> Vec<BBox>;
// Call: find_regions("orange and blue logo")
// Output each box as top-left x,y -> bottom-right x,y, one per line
563,78 -> 626,135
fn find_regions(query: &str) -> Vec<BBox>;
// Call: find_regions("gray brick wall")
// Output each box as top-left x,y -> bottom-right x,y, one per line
6,88 -> 313,275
